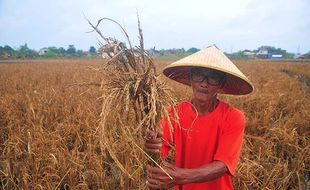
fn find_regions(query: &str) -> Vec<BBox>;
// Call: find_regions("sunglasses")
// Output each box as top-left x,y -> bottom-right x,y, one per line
190,69 -> 226,86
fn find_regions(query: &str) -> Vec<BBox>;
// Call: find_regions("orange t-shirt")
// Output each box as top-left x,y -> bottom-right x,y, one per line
161,100 -> 245,190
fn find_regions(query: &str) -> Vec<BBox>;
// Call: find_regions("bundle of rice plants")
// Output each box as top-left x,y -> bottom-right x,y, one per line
87,17 -> 176,188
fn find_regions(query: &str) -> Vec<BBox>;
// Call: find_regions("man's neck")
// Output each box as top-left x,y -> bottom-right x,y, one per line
192,97 -> 219,115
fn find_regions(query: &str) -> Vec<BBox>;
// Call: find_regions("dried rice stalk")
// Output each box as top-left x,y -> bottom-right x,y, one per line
87,16 -> 177,188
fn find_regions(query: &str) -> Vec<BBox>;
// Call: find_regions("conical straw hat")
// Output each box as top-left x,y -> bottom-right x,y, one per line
163,45 -> 254,95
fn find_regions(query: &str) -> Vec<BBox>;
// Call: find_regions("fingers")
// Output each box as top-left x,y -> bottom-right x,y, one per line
147,177 -> 165,189
145,137 -> 162,144
146,173 -> 173,189
145,136 -> 162,153
146,165 -> 164,175
144,141 -> 162,153
146,165 -> 171,180
143,128 -> 163,139
162,161 -> 174,170
146,167 -> 160,189
142,128 -> 153,138
143,128 -> 163,153
146,164 -> 175,189
146,179 -> 162,190
146,176 -> 173,189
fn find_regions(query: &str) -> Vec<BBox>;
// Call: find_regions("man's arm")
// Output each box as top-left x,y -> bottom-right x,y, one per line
179,161 -> 227,183
146,161 -> 227,189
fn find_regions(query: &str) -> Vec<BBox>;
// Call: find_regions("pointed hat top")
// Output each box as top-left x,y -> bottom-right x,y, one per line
163,45 -> 254,95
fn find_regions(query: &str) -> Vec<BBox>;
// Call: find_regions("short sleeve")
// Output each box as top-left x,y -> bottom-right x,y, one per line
213,108 -> 245,176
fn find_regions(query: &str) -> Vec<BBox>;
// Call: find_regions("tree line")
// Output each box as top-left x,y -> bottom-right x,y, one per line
229,46 -> 296,59
0,44 -> 97,59
0,44 -> 201,60
1,44 -> 309,60
153,46 -> 304,59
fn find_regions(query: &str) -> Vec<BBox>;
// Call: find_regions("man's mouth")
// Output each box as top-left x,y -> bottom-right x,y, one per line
197,88 -> 209,94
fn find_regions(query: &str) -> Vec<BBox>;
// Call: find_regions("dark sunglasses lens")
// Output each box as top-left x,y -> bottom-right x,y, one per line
192,73 -> 204,82
191,70 -> 225,86
207,77 -> 221,85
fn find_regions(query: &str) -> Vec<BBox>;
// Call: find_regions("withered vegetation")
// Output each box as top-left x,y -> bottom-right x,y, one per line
0,36 -> 309,190
0,59 -> 309,189
86,17 -> 176,188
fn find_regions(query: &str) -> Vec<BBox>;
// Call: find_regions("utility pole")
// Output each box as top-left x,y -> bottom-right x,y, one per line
297,44 -> 300,56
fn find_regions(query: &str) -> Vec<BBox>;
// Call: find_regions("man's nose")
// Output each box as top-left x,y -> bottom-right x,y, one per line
199,78 -> 209,87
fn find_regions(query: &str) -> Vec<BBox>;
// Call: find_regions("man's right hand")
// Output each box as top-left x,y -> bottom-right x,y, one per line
143,128 -> 163,154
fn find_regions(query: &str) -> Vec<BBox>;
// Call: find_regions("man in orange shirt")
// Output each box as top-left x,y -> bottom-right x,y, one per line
144,45 -> 254,189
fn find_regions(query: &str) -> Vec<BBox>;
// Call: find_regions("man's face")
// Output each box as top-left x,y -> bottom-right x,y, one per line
190,68 -> 226,101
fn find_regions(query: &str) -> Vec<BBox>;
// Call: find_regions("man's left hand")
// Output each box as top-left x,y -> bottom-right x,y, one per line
146,161 -> 185,189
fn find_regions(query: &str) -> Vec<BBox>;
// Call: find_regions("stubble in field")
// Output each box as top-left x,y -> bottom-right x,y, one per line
0,59 -> 309,189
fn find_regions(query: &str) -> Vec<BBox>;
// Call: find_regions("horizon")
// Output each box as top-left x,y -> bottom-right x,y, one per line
0,43 -> 303,55
1,0 -> 309,54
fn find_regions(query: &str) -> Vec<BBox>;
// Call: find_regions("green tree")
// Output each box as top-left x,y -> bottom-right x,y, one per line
0,45 -> 15,59
76,50 -> 84,57
19,43 -> 30,52
89,46 -> 96,55
3,45 -> 14,52
187,47 -> 200,54
175,48 -> 185,57
159,49 -> 165,56
58,47 -> 66,56
47,46 -> 58,52
17,43 -> 38,59
235,51 -> 246,59
66,45 -> 76,56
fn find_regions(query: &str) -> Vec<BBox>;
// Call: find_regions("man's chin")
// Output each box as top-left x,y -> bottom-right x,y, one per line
194,94 -> 213,102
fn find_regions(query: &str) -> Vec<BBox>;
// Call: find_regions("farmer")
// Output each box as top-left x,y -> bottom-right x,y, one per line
144,45 -> 254,190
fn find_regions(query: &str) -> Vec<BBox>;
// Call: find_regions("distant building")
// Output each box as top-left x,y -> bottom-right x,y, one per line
256,47 -> 283,59
303,53 -> 310,59
294,53 -> 307,59
257,47 -> 270,59
147,49 -> 156,56
243,51 -> 255,58
38,48 -> 49,56
270,55 -> 283,60
296,53 -> 310,59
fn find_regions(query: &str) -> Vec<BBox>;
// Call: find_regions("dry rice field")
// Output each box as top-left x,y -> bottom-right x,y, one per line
0,59 -> 309,189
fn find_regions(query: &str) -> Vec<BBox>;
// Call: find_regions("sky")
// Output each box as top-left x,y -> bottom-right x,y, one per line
0,0 -> 309,54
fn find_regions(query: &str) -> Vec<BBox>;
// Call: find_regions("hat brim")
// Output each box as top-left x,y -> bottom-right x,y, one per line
163,65 -> 254,95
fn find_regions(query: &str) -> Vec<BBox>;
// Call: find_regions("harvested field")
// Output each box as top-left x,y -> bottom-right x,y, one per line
0,59 -> 309,189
